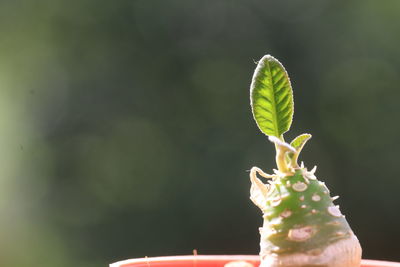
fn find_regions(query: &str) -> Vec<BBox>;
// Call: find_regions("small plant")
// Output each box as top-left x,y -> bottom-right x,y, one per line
249,55 -> 362,267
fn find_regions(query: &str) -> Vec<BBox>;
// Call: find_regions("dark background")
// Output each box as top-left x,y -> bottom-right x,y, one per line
1,0 -> 400,266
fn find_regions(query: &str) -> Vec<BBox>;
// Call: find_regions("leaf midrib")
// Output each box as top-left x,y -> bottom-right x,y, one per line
265,59 -> 280,138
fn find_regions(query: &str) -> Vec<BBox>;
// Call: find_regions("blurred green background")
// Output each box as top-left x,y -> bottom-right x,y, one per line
1,0 -> 400,266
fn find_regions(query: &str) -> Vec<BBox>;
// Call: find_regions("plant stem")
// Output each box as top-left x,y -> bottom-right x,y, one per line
275,144 -> 289,173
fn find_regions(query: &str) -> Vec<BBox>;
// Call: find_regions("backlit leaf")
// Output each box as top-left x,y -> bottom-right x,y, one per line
250,55 -> 294,138
290,133 -> 312,152
288,133 -> 312,164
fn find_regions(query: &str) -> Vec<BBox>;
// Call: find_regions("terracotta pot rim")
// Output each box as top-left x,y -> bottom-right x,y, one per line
110,255 -> 400,267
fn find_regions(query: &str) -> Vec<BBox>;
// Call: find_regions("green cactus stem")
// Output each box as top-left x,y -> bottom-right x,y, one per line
249,55 -> 361,267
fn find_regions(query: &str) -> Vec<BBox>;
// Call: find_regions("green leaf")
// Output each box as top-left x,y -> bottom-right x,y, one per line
250,55 -> 294,138
288,133 -> 312,165
290,133 -> 312,152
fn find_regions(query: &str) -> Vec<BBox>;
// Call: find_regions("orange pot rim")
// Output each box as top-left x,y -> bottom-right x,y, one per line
110,255 -> 400,267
